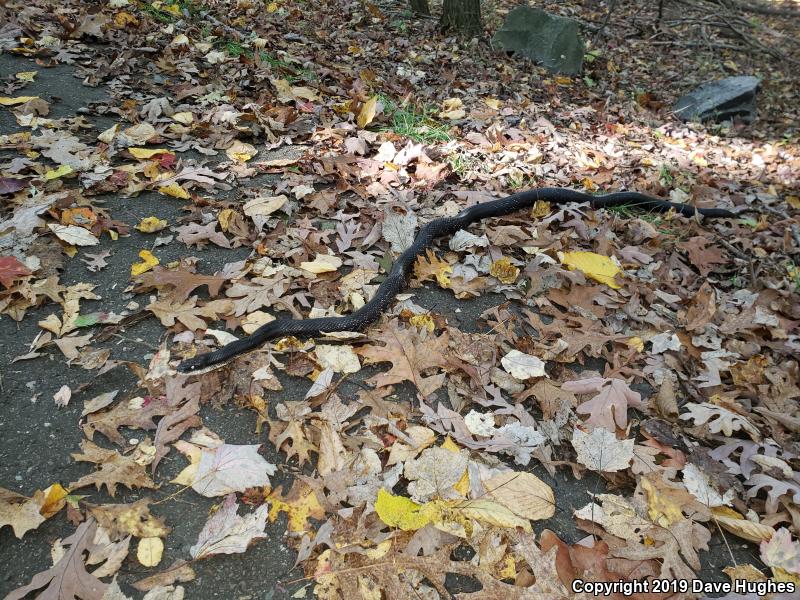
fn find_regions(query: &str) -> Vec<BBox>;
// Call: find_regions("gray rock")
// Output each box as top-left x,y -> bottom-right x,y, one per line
673,76 -> 761,123
492,7 -> 585,75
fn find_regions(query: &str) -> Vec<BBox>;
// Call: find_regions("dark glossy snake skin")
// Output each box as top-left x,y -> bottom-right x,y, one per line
177,188 -> 734,373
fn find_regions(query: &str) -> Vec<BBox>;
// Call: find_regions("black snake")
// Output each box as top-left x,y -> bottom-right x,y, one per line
176,188 -> 734,373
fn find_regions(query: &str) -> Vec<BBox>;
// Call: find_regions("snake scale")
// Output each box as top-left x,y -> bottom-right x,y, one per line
176,188 -> 735,373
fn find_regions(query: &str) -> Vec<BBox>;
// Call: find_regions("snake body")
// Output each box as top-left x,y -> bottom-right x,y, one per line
176,188 -> 734,373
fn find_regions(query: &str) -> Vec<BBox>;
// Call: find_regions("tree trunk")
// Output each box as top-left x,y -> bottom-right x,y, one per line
410,0 -> 430,16
440,0 -> 482,36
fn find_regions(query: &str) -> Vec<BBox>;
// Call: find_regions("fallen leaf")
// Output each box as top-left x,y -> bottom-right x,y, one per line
136,217 -> 168,233
482,471 -> 555,520
137,537 -> 164,567
48,223 -> 100,246
0,256 -> 32,288
131,250 -> 160,277
5,519 -> 109,600
190,493 -> 269,559
357,95 -> 379,128
571,427 -> 634,472
501,349 -> 547,380
560,251 -> 621,288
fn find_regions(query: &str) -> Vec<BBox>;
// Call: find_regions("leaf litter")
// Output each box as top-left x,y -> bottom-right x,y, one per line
0,0 -> 798,598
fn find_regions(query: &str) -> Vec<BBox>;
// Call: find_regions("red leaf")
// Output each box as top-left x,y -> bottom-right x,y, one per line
0,256 -> 32,288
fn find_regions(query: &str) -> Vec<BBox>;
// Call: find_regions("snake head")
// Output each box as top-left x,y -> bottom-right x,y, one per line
176,353 -> 212,374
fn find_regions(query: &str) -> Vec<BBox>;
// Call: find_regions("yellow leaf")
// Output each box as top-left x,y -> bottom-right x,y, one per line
172,111 -> 194,125
723,564 -> 764,583
410,314 -> 435,332
135,216 -> 167,233
97,124 -> 119,144
712,506 -> 775,543
44,164 -> 73,180
114,11 -> 139,27
560,251 -> 621,289
374,489 -> 439,531
489,257 -> 520,284
787,195 -> 800,210
439,97 -> 465,120
137,537 -> 163,567
226,140 -> 257,163
218,208 -> 235,231
266,2 -> 279,12
131,250 -> 159,277
627,337 -> 644,352
484,97 -> 502,110
357,95 -> 378,129
439,438 -> 470,497
641,476 -> 683,527
128,147 -> 173,159
15,71 -> 37,82
555,76 -> 572,85
531,200 -> 551,218
157,182 -> 190,199
268,486 -> 325,533
38,483 -> 68,518
581,177 -> 598,192
300,253 -> 342,274
0,96 -> 38,106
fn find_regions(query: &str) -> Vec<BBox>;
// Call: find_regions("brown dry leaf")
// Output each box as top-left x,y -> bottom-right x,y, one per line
654,376 -> 679,418
711,506 -> 775,543
147,297 -> 234,331
175,221 -> 231,249
152,393 -> 202,474
135,269 -> 227,303
89,499 -> 170,539
83,395 -> 172,445
678,236 -> 728,276
132,560 -> 196,592
356,322 -> 449,397
0,487 -> 46,538
70,440 -> 158,497
272,420 -> 317,466
680,281 -> 717,331
413,249 -> 452,288
563,377 -> 642,431
5,519 -> 108,600
482,471 -> 556,520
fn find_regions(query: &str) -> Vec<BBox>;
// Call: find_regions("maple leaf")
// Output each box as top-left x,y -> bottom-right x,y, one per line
6,518 -> 109,600
0,255 -> 32,288
147,297 -> 234,331
174,443 -> 276,497
70,440 -> 158,496
356,322 -> 450,397
190,493 -> 269,559
562,377 -> 642,431
266,481 -> 325,534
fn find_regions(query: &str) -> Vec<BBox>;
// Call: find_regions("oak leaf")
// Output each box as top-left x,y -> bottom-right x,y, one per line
356,322 -> 449,397
70,440 -> 158,497
6,519 -> 109,600
147,297 -> 234,331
